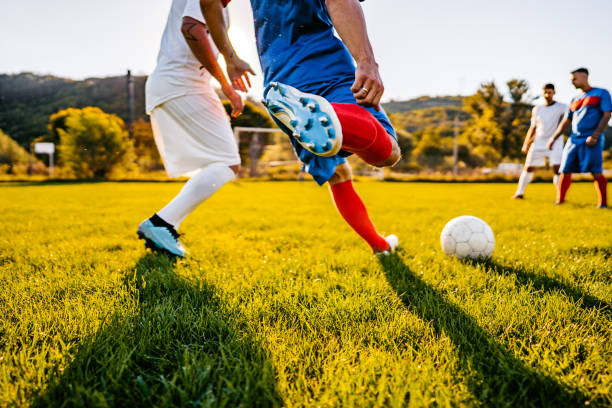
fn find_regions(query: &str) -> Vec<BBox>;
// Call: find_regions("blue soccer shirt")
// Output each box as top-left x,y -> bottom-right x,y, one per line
249,0 -> 358,89
566,87 -> 612,142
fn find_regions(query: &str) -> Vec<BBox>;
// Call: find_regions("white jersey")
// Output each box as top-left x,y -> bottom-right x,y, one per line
145,0 -> 226,113
530,102 -> 567,150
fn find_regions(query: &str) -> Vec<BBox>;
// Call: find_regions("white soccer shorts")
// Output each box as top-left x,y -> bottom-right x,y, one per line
525,140 -> 564,167
149,91 -> 240,177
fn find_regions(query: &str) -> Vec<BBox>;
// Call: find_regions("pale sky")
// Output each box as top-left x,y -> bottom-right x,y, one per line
1,0 -> 611,106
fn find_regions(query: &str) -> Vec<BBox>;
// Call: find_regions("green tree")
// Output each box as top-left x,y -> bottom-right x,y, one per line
0,129 -> 30,173
51,107 -> 133,178
503,79 -> 531,158
462,80 -> 532,163
464,81 -> 505,120
222,99 -> 274,129
462,108 -> 504,165
412,127 -> 452,169
132,119 -> 164,172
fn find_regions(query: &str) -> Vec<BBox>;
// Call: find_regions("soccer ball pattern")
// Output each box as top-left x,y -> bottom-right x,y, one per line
440,216 -> 495,260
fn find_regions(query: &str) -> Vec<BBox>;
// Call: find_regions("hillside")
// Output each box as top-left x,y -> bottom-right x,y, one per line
0,73 -> 147,146
0,73 -> 471,148
1,73 -> 610,157
382,95 -> 463,114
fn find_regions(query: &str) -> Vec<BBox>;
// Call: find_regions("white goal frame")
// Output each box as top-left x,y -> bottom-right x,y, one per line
232,126 -> 385,180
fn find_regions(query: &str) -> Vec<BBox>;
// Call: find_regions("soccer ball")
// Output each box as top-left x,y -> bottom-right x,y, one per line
440,216 -> 495,260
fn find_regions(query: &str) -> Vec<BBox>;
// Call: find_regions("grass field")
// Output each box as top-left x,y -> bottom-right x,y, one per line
1,180 -> 610,407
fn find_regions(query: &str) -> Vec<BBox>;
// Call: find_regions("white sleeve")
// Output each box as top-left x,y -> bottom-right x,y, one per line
182,0 -> 206,24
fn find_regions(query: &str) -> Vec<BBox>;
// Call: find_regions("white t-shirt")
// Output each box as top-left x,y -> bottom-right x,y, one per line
530,102 -> 567,150
146,0 -> 226,113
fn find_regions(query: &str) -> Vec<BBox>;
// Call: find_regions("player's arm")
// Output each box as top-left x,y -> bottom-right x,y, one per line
325,0 -> 383,111
586,111 -> 611,147
547,117 -> 571,150
522,107 -> 537,154
522,124 -> 536,154
199,0 -> 254,92
181,16 -> 243,117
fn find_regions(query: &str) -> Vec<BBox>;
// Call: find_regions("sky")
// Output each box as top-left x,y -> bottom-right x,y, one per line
1,0 -> 612,106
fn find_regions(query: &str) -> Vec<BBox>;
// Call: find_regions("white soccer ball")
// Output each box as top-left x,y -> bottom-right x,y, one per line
440,216 -> 495,260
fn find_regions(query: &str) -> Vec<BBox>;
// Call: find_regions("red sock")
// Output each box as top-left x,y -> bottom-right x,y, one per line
594,175 -> 608,206
329,179 -> 389,252
331,103 -> 392,165
557,173 -> 572,203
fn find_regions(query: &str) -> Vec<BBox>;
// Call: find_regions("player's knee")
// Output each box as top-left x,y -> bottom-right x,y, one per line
229,164 -> 241,175
329,163 -> 352,185
374,138 -> 401,168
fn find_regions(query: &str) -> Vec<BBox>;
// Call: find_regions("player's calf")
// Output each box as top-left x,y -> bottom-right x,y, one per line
372,138 -> 400,167
330,102 -> 396,166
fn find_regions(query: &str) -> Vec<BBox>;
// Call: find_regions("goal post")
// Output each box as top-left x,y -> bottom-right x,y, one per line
232,126 -> 385,180
233,126 -> 302,178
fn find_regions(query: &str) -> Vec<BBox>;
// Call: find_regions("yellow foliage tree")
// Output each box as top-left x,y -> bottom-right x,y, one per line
0,129 -> 31,173
50,107 -> 133,178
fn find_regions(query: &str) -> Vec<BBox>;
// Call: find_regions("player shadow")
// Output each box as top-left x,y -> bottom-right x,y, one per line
567,245 -> 612,259
34,253 -> 283,407
378,253 -> 588,407
473,259 -> 610,315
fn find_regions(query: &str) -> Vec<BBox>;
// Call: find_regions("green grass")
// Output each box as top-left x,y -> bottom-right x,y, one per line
0,180 -> 610,407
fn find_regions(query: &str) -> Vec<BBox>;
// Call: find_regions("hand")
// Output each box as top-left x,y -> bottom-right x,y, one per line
521,144 -> 529,154
546,137 -> 556,150
586,133 -> 600,147
226,55 -> 255,92
351,59 -> 384,111
222,83 -> 243,117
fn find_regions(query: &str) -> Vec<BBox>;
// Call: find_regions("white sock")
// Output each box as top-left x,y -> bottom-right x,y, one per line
157,164 -> 235,228
516,170 -> 534,195
553,174 -> 559,187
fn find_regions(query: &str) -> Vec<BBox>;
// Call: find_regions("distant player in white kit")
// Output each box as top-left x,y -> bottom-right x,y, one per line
513,84 -> 567,199
137,0 -> 252,257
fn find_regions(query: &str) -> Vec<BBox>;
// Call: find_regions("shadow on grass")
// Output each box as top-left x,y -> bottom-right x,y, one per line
34,253 -> 282,407
379,252 -> 588,407
567,245 -> 612,260
473,258 -> 610,315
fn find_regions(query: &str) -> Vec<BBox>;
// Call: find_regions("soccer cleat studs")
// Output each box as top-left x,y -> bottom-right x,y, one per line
263,82 -> 343,157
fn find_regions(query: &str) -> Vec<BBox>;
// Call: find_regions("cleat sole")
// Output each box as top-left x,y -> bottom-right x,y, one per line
264,82 -> 343,157
137,230 -> 183,258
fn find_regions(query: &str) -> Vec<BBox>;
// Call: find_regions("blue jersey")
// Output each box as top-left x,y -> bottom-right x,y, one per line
247,0 -> 396,185
249,0 -> 357,89
566,87 -> 612,142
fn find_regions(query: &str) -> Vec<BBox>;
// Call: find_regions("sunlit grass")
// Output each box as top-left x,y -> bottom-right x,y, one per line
0,180 -> 610,407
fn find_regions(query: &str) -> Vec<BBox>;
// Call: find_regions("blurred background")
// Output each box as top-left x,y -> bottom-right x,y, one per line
1,0 -> 611,179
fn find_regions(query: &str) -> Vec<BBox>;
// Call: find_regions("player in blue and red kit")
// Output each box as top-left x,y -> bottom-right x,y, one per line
200,0 -> 401,253
547,68 -> 611,208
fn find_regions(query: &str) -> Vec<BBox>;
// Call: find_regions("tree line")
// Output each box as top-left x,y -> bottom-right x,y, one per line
1,73 -> 610,177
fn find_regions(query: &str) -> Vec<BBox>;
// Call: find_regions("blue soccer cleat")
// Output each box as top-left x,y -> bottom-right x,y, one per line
263,82 -> 343,157
137,219 -> 186,258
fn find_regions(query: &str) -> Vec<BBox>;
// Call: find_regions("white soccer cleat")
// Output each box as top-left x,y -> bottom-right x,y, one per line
376,234 -> 399,256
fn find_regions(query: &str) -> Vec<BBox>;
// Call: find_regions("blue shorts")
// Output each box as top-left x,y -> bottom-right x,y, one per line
559,137 -> 604,174
269,77 -> 396,185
